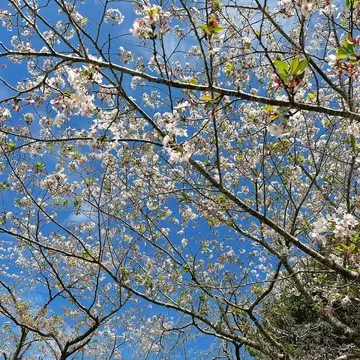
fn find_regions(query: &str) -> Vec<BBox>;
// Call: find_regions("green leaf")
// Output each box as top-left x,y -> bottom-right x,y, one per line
0,182 -> 9,190
213,0 -> 222,10
343,38 -> 355,54
104,182 -> 112,192
8,140 -> 16,150
211,26 -> 224,34
224,61 -> 234,75
353,233 -> 360,243
349,243 -> 356,251
336,49 -> 350,59
274,59 -> 289,79
34,162 -> 45,171
297,155 -> 305,162
183,263 -> 191,272
198,24 -> 209,34
85,178 -> 94,186
297,71 -> 305,80
290,58 -> 299,75
201,95 -> 213,101
295,59 -> 308,74
179,192 -> 191,203
307,92 -> 317,101
274,59 -> 288,73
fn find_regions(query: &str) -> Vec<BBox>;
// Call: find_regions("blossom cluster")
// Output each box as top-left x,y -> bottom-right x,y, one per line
311,213 -> 359,242
50,66 -> 102,117
130,5 -> 170,40
104,8 -> 124,24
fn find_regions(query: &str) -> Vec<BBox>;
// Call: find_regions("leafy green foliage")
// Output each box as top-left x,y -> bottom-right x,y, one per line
274,58 -> 308,82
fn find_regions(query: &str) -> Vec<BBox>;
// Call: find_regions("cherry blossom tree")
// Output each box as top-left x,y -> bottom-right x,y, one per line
0,0 -> 359,359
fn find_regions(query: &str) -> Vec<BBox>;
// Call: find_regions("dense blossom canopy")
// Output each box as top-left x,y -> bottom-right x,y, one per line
0,0 -> 359,359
